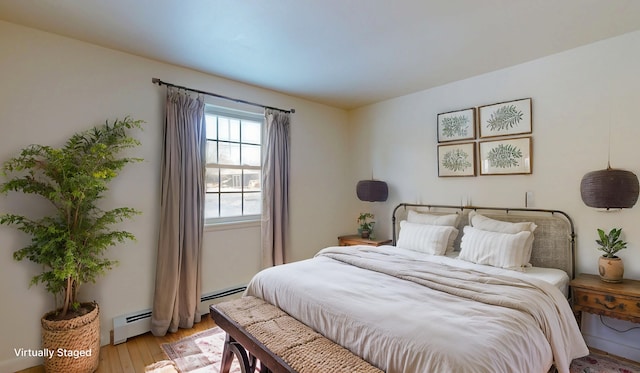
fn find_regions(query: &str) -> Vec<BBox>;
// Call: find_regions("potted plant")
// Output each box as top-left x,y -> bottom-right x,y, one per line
0,117 -> 143,372
596,228 -> 627,283
357,212 -> 375,238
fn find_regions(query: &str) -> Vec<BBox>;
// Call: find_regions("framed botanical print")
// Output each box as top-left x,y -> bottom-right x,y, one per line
438,142 -> 476,177
479,98 -> 532,138
479,137 -> 532,175
437,108 -> 476,142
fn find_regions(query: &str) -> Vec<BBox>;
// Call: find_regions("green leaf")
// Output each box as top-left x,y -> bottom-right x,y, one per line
486,105 -> 524,131
486,144 -> 523,169
595,228 -> 627,258
441,116 -> 470,138
442,148 -> 472,171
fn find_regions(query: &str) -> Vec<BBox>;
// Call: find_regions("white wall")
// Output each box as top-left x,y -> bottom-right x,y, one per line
349,30 -> 640,361
0,20 -> 352,371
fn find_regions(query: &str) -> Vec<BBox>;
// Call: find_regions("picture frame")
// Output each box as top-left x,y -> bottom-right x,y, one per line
437,107 -> 476,142
478,98 -> 532,138
438,142 -> 476,177
479,137 -> 532,175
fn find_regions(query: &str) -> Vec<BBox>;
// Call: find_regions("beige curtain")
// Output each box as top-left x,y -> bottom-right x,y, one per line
261,109 -> 291,267
151,88 -> 205,336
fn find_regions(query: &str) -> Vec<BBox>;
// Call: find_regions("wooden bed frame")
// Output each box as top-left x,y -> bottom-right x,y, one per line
392,203 -> 577,279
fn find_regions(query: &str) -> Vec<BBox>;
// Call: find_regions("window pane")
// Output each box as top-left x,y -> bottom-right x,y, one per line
204,105 -> 264,222
220,193 -> 242,217
242,144 -> 261,166
218,142 -> 240,165
243,192 -> 261,215
218,117 -> 229,140
218,117 -> 240,142
242,120 -> 261,144
205,168 -> 219,193
243,169 -> 261,190
206,140 -> 217,164
204,193 -> 220,219
220,168 -> 242,192
229,119 -> 240,141
205,115 -> 217,140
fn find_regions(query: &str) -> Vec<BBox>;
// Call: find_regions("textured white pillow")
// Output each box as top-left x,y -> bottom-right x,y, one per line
397,221 -> 458,256
458,226 -> 532,270
468,211 -> 537,233
407,210 -> 459,253
468,211 -> 537,263
408,210 -> 459,226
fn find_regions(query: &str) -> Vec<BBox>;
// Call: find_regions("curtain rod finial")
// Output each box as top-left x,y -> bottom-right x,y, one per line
152,78 -> 160,85
290,109 -> 296,114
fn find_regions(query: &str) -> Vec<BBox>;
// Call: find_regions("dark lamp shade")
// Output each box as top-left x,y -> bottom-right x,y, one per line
356,180 -> 388,202
580,168 -> 639,209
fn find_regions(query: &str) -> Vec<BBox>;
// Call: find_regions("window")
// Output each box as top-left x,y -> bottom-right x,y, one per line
204,106 -> 263,224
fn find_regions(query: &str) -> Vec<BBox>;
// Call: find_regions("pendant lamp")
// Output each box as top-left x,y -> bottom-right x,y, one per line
356,180 -> 388,202
580,123 -> 639,210
580,166 -> 639,209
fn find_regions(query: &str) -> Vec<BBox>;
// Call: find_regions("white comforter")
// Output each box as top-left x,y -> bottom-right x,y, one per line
245,245 -> 588,373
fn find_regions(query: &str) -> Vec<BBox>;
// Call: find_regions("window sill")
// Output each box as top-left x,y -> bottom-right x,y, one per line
205,219 -> 260,232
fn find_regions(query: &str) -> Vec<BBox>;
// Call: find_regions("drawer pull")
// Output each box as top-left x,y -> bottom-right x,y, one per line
596,297 -> 623,310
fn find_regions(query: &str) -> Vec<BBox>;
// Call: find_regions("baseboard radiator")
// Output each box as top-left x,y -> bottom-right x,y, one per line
112,285 -> 246,344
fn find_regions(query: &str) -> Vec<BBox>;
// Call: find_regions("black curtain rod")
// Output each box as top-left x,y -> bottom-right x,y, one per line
152,78 -> 295,114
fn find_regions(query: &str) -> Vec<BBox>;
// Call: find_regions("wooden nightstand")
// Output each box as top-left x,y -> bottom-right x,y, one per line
338,235 -> 392,247
570,273 -> 640,329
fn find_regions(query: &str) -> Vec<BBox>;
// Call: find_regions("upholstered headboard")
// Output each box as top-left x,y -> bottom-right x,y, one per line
392,204 -> 576,278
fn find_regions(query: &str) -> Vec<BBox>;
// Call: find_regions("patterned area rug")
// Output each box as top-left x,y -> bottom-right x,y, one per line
570,352 -> 640,373
161,327 -> 241,373
163,327 -> 640,373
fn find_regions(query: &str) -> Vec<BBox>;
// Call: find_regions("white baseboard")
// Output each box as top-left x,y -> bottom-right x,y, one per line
584,334 -> 640,362
581,313 -> 640,362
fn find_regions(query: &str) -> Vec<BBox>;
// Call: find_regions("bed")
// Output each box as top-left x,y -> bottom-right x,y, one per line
245,204 -> 589,373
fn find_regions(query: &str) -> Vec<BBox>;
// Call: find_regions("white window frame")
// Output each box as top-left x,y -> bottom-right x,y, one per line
204,105 -> 264,226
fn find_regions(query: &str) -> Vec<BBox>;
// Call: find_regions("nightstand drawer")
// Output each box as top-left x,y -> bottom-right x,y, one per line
337,235 -> 392,247
573,289 -> 640,318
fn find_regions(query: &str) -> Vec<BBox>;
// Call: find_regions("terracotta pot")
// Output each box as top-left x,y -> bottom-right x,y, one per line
598,256 -> 624,283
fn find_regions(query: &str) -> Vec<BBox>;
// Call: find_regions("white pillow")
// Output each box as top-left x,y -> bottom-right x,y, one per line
468,211 -> 537,263
468,211 -> 537,233
397,221 -> 458,256
407,210 -> 459,253
458,226 -> 532,270
408,210 -> 459,226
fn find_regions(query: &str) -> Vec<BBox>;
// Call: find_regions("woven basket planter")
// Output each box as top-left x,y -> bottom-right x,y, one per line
41,302 -> 100,373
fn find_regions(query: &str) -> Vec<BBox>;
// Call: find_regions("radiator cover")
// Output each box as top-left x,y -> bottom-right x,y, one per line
112,285 -> 246,344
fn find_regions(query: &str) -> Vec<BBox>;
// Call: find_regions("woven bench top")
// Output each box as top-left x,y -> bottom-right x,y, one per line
214,296 -> 383,373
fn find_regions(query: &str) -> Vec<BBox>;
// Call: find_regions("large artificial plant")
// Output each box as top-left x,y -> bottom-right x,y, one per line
0,117 -> 143,319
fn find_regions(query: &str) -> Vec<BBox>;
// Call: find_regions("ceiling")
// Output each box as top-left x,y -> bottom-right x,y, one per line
2,1 -> 640,110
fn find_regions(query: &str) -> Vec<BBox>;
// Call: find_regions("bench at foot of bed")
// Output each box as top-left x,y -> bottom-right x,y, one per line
209,296 -> 383,373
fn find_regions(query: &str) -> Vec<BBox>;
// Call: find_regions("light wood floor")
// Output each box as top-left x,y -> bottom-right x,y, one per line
15,314 -> 216,373
14,314 -> 640,372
